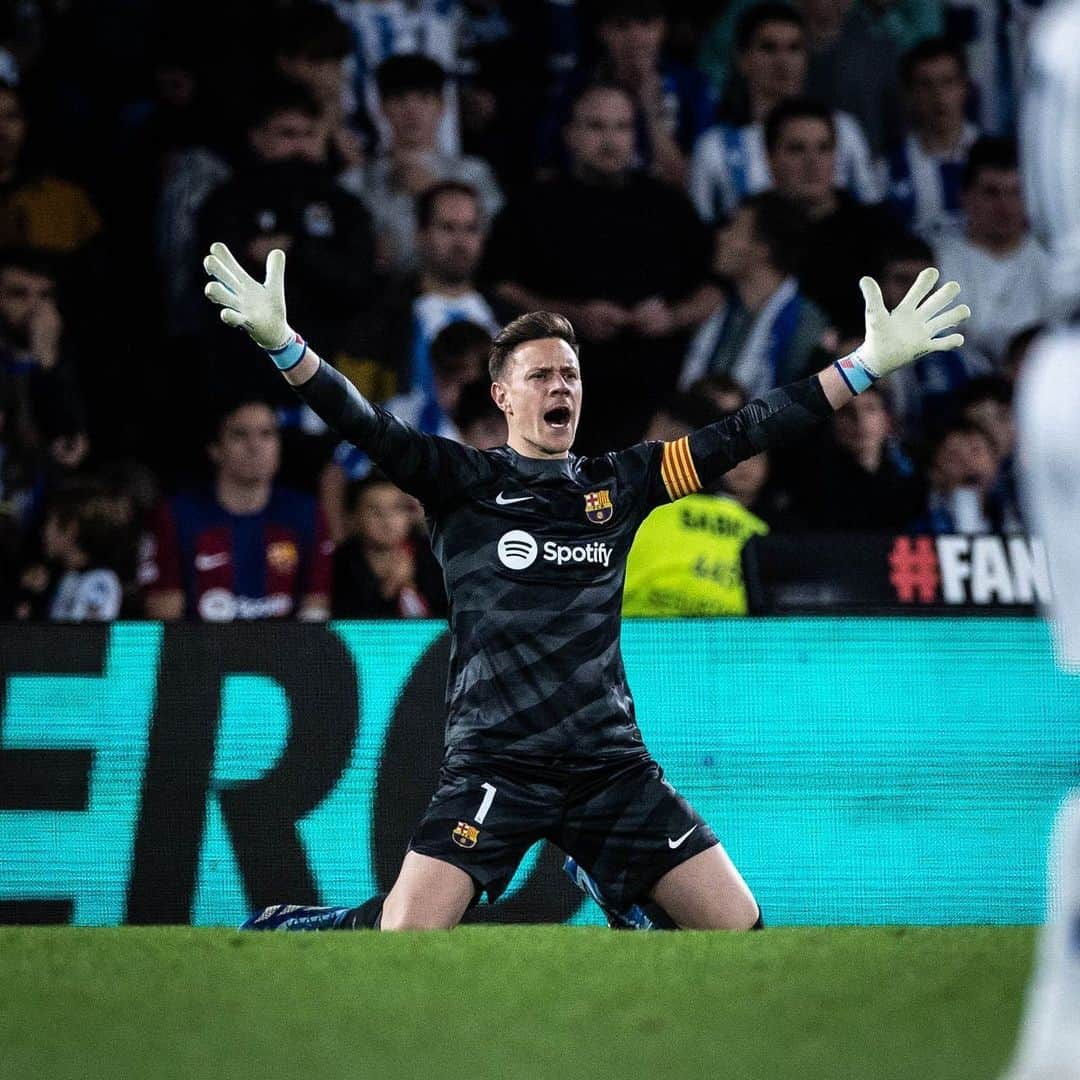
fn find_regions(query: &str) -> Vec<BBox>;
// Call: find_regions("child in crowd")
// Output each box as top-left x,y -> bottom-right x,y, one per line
17,479 -> 135,621
331,471 -> 446,619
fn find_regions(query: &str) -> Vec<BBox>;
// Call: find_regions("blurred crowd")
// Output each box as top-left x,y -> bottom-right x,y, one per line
0,0 -> 1055,621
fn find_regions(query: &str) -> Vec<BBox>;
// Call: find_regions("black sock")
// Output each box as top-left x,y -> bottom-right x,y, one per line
344,894 -> 386,929
639,901 -> 678,930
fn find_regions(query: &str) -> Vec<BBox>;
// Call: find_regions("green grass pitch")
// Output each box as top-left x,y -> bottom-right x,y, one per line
0,926 -> 1036,1080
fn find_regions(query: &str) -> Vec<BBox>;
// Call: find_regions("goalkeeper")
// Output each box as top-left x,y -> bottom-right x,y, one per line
204,240 -> 968,932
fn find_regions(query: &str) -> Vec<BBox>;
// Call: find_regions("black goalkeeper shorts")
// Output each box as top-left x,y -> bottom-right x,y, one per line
407,752 -> 718,907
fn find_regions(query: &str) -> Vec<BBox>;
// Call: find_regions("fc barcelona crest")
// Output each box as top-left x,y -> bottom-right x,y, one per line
584,489 -> 614,524
452,822 -> 479,849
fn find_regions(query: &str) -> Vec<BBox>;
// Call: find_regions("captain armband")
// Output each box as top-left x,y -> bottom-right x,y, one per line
661,437 -> 702,500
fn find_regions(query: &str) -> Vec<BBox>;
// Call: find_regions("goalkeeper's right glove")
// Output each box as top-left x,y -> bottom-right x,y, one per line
203,241 -> 307,371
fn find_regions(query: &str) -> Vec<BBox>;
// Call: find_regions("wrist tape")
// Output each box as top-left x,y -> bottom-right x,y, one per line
832,350 -> 878,395
266,332 -> 307,372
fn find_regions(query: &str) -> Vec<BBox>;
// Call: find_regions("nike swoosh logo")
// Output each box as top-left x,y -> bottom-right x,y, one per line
667,826 -> 698,849
495,492 -> 533,505
195,553 -> 231,571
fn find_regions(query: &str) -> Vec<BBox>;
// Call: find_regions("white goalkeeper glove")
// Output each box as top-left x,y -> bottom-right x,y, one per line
203,242 -> 307,369
835,267 -> 970,394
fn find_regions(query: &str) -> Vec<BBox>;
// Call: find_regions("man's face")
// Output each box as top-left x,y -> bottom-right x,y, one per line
880,256 -> 930,309
0,266 -> 55,343
0,89 -> 25,169
354,481 -> 416,549
832,389 -> 891,458
597,14 -> 665,76
907,55 -> 967,131
381,89 -> 444,151
492,338 -> 582,457
249,108 -> 324,163
768,117 -> 835,206
564,87 -> 636,178
715,206 -> 767,281
738,21 -> 807,102
964,167 -> 1026,248
418,191 -> 484,284
932,429 -> 999,492
210,404 -> 281,486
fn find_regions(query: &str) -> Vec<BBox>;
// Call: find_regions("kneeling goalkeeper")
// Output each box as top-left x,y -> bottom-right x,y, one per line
204,241 -> 968,931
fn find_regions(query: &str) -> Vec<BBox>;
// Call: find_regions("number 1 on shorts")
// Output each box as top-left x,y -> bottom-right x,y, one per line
475,782 -> 497,824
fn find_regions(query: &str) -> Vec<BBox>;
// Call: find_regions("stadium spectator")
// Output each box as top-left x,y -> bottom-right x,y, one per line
956,374 -> 1022,527
388,318 -> 491,439
16,478 -> 135,622
332,471 -> 447,619
453,377 -> 509,450
0,83 -> 102,255
697,0 -> 941,100
453,6 -> 560,191
765,99 -> 906,333
624,394 -> 779,616
328,0 -> 463,156
958,376 -> 1016,462
271,3 -> 363,180
678,191 -> 831,397
320,319 -> 492,542
944,0 -> 1030,134
779,383 -> 926,530
800,0 -> 905,156
483,82 -> 716,452
909,419 -> 1020,533
143,400 -> 331,622
932,137 -> 1053,366
871,233 -> 985,437
196,83 -> 377,422
689,4 -> 881,223
885,37 -> 980,239
377,181 -> 504,398
0,247 -> 85,459
158,76 -> 332,337
538,0 -> 714,187
584,0 -> 715,186
362,54 -> 502,274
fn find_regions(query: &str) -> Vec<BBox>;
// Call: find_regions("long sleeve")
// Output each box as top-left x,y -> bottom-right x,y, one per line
661,376 -> 833,500
292,359 -> 496,509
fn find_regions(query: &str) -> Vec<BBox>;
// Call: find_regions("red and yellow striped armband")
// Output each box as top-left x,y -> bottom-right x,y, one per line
660,437 -> 702,501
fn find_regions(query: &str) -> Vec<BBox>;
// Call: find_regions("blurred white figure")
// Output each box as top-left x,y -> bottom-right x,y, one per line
1002,793 -> 1080,1080
1008,1 -> 1080,1076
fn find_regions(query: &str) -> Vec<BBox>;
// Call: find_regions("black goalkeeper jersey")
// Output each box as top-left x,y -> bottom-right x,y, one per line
298,361 -> 833,763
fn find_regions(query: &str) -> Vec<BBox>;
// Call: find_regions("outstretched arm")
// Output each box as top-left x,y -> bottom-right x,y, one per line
660,268 -> 970,498
202,242 -> 496,506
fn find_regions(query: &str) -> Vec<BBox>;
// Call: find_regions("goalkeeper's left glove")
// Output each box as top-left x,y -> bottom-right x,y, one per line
203,242 -> 308,371
833,267 -> 970,395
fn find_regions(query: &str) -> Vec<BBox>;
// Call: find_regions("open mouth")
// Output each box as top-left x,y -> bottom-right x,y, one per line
544,405 -> 572,430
